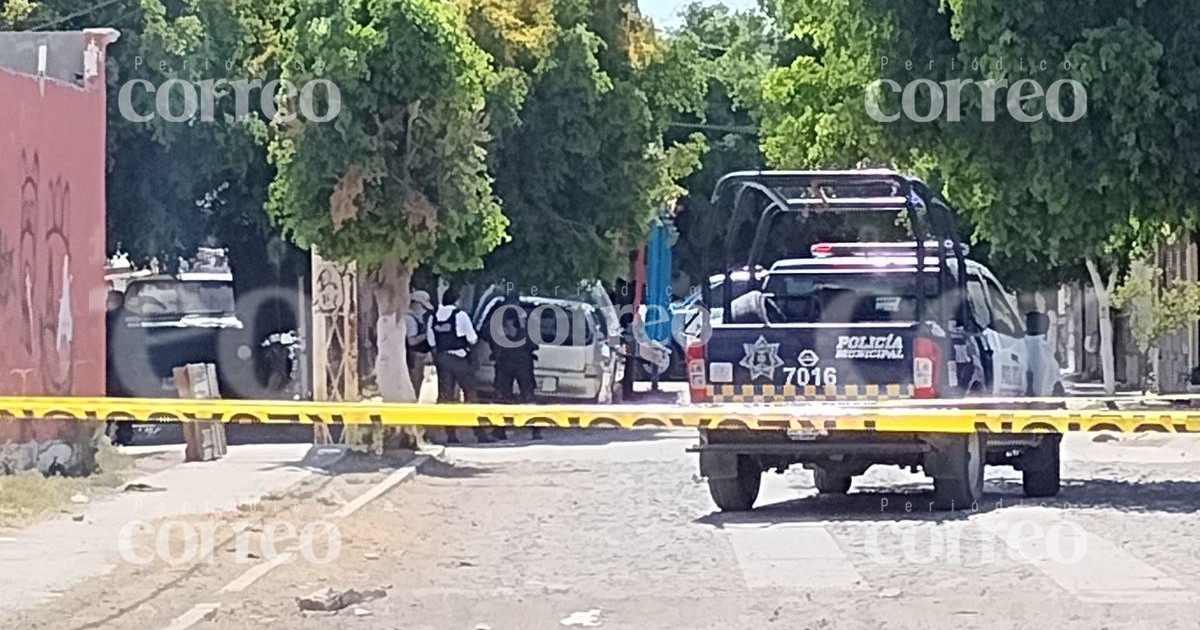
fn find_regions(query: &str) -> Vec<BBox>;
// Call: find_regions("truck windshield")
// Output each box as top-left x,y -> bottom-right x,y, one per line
763,271 -> 940,324
124,280 -> 236,317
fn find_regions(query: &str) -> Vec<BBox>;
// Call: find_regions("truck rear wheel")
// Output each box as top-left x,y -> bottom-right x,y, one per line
707,456 -> 761,512
813,468 -> 852,495
1021,434 -> 1061,498
932,432 -> 984,510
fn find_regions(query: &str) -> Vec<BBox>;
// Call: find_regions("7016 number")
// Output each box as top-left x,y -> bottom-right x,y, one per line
782,366 -> 838,386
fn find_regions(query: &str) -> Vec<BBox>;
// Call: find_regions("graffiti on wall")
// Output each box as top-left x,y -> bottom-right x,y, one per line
8,149 -> 76,395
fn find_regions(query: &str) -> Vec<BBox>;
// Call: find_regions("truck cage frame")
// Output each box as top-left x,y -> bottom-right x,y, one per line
711,169 -> 972,330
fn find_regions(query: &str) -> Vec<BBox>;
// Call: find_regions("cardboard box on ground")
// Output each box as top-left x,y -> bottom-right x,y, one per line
174,363 -> 228,462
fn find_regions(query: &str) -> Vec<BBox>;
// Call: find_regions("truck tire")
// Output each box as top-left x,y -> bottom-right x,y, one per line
932,432 -> 985,510
1022,434 -> 1061,498
707,456 -> 761,512
814,468 -> 852,495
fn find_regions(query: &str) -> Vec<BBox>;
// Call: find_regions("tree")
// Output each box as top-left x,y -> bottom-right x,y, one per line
661,2 -> 782,288
1112,253 -> 1200,393
758,0 -> 1200,393
463,0 -> 707,291
265,0 -> 507,449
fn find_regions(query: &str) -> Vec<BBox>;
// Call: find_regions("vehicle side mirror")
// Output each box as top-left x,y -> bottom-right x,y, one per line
1026,311 -> 1050,336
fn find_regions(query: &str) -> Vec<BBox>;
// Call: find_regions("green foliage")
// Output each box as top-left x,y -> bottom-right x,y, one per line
1112,257 -> 1200,355
8,0 -> 294,269
465,0 -> 707,289
665,3 -> 779,285
265,0 -> 508,274
758,0 -> 1200,287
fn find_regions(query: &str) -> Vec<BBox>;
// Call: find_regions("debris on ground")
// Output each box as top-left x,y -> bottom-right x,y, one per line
560,609 -> 603,627
70,494 -> 88,504
877,587 -> 902,598
122,483 -> 166,492
352,608 -> 373,617
295,587 -> 388,612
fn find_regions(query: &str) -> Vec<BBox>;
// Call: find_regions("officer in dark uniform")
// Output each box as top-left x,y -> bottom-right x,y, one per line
428,287 -> 500,444
490,300 -> 542,440
105,290 -> 134,445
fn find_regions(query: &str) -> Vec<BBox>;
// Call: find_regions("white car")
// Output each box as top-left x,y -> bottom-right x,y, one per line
471,289 -> 625,403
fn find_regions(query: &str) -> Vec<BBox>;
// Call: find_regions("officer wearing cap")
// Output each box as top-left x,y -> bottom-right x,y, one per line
405,289 -> 434,399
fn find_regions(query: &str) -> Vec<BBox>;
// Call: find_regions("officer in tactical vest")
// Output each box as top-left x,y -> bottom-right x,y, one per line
490,299 -> 542,440
428,287 -> 501,443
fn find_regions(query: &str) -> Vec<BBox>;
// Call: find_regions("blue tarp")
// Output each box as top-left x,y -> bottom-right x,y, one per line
644,217 -> 673,345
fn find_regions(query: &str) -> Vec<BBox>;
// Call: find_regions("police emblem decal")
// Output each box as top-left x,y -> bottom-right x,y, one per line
740,335 -> 785,380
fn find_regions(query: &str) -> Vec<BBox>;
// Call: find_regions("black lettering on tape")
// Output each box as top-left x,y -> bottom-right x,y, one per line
1088,423 -> 1122,433
106,411 -> 136,422
758,419 -> 790,431
633,417 -> 668,427
43,409 -> 78,420
369,414 -> 384,425
183,412 -> 224,423
526,416 -> 559,428
1067,422 -> 1082,432
669,416 -> 712,428
1133,423 -> 1169,433
586,417 -> 621,429
1019,422 -> 1060,434
266,413 -> 301,423
229,412 -> 260,424
716,417 -> 749,430
823,419 -> 837,431
1173,424 -> 1193,433
864,420 -> 877,432
147,412 -> 179,422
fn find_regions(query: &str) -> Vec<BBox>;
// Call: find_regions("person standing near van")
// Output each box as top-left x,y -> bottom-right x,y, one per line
491,300 -> 542,440
428,287 -> 497,443
405,290 -> 434,400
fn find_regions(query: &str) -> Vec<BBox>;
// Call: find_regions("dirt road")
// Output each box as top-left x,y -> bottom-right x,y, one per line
6,431 -> 1200,629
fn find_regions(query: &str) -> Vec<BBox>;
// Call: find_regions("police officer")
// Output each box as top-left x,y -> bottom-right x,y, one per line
405,290 -> 435,399
490,300 -> 542,440
105,290 -> 134,446
427,287 -> 499,443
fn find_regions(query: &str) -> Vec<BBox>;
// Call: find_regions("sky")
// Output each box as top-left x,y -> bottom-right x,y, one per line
639,0 -> 759,31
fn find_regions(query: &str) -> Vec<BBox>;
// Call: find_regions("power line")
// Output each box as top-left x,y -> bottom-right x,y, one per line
667,121 -> 759,134
24,0 -> 124,31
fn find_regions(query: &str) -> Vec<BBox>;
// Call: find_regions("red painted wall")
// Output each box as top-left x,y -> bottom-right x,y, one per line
0,31 -> 112,398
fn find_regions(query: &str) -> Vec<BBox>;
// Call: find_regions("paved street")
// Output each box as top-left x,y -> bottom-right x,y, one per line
6,431 -> 1200,629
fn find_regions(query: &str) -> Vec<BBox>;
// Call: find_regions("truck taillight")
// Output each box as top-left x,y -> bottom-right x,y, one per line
913,337 -> 939,399
685,339 -> 708,402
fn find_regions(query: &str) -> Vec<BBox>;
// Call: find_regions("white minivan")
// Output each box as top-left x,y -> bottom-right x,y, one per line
471,284 -> 624,403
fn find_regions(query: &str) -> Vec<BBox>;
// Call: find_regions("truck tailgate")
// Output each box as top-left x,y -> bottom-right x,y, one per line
701,322 -> 918,401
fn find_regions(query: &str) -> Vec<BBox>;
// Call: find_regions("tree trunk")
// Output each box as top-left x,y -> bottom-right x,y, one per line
1086,258 -> 1118,395
1149,345 -> 1161,395
343,256 -> 421,454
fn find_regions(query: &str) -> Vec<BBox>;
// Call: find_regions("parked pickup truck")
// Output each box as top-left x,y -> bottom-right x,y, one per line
686,170 -> 1065,512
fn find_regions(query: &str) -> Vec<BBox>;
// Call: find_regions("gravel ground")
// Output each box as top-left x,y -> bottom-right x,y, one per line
5,430 -> 1200,630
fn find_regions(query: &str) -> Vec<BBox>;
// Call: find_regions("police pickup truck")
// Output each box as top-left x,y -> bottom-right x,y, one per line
686,170 -> 1065,511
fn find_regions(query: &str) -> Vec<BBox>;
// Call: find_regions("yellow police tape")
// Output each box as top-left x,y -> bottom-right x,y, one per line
4,396 -> 1200,434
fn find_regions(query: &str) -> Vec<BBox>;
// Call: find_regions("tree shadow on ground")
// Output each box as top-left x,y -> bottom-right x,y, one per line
696,476 -> 1200,528
416,457 -> 494,478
